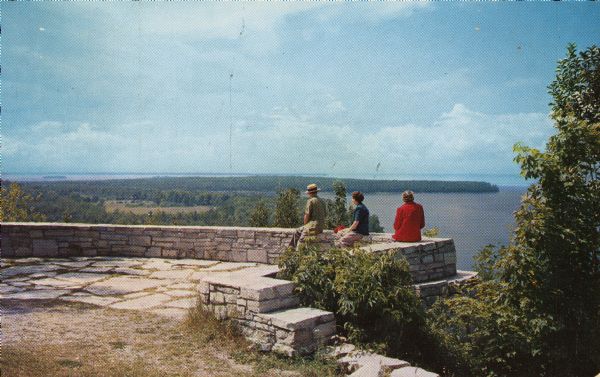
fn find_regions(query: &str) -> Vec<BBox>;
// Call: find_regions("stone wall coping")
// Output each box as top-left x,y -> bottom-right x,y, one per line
2,222 -> 298,232
202,272 -> 295,301
361,238 -> 452,252
259,307 -> 335,330
1,222 -> 393,237
414,271 -> 478,289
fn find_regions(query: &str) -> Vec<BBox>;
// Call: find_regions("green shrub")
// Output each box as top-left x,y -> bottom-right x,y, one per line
426,281 -> 552,377
277,242 -> 425,357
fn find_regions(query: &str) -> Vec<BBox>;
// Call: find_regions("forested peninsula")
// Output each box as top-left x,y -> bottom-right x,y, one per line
14,175 -> 499,197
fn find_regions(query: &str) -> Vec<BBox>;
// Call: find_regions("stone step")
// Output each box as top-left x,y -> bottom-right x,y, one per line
256,307 -> 337,356
201,271 -> 299,313
390,366 -> 440,377
259,307 -> 335,331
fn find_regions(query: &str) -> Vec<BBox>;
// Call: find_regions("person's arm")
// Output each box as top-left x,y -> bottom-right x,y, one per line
304,200 -> 312,225
419,205 -> 425,229
349,220 -> 359,231
394,207 -> 402,230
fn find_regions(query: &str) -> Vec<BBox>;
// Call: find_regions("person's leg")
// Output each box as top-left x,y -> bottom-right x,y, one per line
295,227 -> 311,250
337,232 -> 363,248
289,226 -> 304,248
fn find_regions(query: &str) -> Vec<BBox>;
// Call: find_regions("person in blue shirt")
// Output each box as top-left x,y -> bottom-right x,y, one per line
335,191 -> 370,248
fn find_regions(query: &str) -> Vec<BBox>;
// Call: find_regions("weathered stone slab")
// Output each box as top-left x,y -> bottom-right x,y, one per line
85,277 -> 165,296
54,272 -> 108,284
122,291 -> 152,299
246,296 -> 300,313
2,264 -> 61,277
109,293 -> 172,310
52,260 -> 94,268
204,262 -> 256,271
168,282 -> 196,290
339,352 -> 409,374
240,278 -> 295,301
260,307 -> 335,331
168,259 -> 219,267
348,361 -> 385,377
91,259 -> 143,268
80,266 -> 113,274
149,269 -> 194,280
30,278 -> 82,288
113,267 -> 151,276
165,298 -> 196,309
60,294 -> 121,307
390,367 -> 440,377
326,343 -> 356,358
139,260 -> 174,270
165,290 -> 195,297
3,289 -> 71,300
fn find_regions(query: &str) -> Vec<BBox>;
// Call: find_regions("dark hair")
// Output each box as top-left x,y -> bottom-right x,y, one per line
352,191 -> 364,203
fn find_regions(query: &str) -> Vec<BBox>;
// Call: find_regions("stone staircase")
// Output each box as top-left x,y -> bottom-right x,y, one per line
198,265 -> 337,356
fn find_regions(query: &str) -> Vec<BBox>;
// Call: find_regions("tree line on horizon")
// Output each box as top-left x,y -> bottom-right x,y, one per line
6,175 -> 499,199
0,179 -> 384,232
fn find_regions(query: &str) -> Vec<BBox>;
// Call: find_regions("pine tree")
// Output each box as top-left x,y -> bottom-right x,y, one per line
274,188 -> 301,228
249,200 -> 271,227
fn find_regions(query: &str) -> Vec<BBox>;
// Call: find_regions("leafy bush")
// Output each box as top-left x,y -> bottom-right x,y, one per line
426,281 -> 553,377
277,242 -> 424,356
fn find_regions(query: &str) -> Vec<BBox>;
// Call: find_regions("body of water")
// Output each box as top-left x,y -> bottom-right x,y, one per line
326,186 -> 526,270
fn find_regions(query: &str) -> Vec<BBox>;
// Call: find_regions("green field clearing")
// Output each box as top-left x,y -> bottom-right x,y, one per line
104,200 -> 213,215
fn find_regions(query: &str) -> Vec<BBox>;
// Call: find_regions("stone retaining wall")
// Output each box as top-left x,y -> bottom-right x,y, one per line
1,223 -> 457,282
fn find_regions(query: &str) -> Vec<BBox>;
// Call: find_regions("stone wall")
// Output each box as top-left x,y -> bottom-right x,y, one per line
1,223 -> 457,283
363,239 -> 457,283
1,222 -> 298,264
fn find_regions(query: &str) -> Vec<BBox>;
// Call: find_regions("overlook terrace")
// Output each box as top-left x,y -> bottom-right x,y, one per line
2,222 -> 476,362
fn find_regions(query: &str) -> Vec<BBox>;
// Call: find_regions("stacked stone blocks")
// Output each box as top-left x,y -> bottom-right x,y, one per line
198,268 -> 336,356
362,238 -> 457,283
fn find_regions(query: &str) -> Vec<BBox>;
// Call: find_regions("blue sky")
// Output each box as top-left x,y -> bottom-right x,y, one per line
3,2 -> 599,179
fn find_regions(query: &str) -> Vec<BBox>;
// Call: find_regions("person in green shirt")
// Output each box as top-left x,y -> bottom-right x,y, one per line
289,183 -> 327,249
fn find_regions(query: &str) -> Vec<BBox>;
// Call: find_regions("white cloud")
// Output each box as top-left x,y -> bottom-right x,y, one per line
5,104 -> 554,175
313,2 -> 430,24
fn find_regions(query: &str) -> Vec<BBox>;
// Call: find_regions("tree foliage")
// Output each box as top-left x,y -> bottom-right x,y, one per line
427,43 -> 600,377
274,188 -> 302,228
0,183 -> 46,222
330,180 -> 349,227
249,200 -> 271,227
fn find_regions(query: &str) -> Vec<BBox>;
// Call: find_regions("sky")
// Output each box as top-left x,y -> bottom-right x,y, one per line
3,2 -> 599,181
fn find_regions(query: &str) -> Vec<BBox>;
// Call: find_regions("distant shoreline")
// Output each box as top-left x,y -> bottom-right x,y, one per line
7,175 -> 500,193
3,172 -> 528,188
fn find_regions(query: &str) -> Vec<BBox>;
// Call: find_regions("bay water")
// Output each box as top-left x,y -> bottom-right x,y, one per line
326,186 -> 526,270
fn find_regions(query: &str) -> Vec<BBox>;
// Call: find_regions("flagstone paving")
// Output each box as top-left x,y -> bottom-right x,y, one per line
1,257 -> 267,320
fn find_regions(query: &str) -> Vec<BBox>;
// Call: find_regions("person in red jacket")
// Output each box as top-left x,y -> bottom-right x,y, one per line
393,190 -> 425,242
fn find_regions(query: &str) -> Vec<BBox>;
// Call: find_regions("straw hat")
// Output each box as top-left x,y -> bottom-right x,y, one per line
306,183 -> 321,194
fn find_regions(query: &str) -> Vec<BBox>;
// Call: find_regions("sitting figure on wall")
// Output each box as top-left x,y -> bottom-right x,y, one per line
393,190 -> 425,242
335,191 -> 370,248
289,183 -> 327,249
